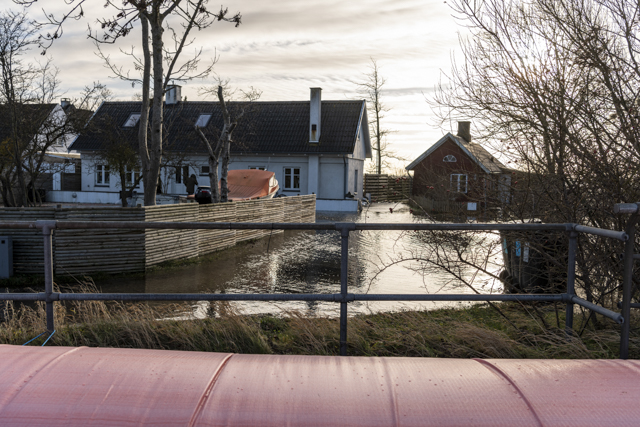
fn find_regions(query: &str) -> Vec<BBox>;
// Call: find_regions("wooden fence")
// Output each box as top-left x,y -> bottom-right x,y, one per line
0,195 -> 316,275
364,174 -> 412,202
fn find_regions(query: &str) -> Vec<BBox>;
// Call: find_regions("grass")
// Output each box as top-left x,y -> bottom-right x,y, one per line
1,287 -> 637,359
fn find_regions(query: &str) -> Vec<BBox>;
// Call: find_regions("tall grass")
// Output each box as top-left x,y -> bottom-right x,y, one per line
1,287 -> 637,358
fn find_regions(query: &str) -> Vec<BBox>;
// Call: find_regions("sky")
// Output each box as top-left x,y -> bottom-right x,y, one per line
11,0 -> 467,172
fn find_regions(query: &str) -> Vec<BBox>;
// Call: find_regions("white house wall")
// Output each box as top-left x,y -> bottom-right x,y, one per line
79,152 -> 365,209
80,156 -> 143,193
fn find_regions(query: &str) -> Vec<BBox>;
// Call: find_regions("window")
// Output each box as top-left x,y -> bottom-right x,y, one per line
443,155 -> 457,162
354,169 -> 358,193
450,174 -> 467,193
175,166 -> 189,184
249,166 -> 266,170
284,167 -> 300,190
96,165 -> 110,186
195,114 -> 212,128
123,113 -> 141,127
125,166 -> 141,187
200,165 -> 210,176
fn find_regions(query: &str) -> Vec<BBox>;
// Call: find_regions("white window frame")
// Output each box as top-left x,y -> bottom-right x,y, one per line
124,166 -> 141,188
450,173 -> 468,193
195,114 -> 212,128
249,166 -> 266,170
443,155 -> 457,162
96,164 -> 110,186
283,167 -> 300,191
123,113 -> 141,127
200,165 -> 210,176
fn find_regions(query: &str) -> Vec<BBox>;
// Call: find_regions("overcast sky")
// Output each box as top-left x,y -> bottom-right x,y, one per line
15,0 -> 466,171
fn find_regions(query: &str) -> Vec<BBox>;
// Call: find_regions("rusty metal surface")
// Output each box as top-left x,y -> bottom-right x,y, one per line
1,345 -> 640,426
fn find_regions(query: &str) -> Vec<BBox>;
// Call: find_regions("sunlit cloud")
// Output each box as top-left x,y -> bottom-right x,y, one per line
16,0 -> 467,166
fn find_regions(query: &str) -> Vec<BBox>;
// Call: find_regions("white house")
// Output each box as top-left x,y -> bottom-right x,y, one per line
68,87 -> 372,211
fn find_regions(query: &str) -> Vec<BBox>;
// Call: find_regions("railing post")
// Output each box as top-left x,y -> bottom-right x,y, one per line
565,230 -> 578,336
336,223 -> 355,356
620,213 -> 638,359
37,220 -> 57,332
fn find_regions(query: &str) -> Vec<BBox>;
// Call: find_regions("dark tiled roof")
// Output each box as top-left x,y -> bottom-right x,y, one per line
0,104 -> 57,143
70,100 -> 366,155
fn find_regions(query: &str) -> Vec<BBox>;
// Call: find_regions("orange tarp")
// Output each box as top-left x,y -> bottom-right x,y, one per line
226,169 -> 277,201
1,345 -> 640,426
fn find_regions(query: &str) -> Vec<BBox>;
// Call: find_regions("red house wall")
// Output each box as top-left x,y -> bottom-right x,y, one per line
411,138 -> 488,202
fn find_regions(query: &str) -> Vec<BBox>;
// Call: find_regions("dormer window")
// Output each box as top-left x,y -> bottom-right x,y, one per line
123,113 -> 141,127
444,155 -> 457,162
195,114 -> 212,128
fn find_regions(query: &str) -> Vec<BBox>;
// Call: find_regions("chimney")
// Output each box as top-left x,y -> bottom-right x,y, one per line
60,98 -> 71,110
165,85 -> 182,105
309,87 -> 322,145
457,121 -> 471,143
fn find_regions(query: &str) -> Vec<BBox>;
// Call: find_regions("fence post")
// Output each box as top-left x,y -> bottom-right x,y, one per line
37,220 -> 57,332
565,230 -> 578,336
620,213 -> 638,359
336,222 -> 355,356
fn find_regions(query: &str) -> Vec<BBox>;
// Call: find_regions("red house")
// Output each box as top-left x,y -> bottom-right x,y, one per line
406,122 -> 512,209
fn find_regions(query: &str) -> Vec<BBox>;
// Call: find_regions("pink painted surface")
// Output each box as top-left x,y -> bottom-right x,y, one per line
1,345 -> 639,426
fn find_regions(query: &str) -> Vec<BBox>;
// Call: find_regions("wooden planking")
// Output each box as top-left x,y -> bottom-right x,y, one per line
0,195 -> 316,275
144,204 -> 199,267
0,208 -> 55,274
54,207 -> 145,275
364,174 -> 412,202
198,202 -> 237,254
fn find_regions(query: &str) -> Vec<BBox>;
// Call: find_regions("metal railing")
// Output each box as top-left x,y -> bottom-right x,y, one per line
0,209 -> 637,358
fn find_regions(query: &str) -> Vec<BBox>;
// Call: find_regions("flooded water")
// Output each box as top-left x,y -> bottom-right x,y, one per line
96,203 -> 504,317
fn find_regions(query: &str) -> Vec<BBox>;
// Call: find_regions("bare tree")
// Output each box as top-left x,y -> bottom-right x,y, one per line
355,58 -> 398,174
17,0 -> 242,206
0,11 -> 74,206
195,83 -> 261,203
75,81 -> 113,112
426,0 -> 640,323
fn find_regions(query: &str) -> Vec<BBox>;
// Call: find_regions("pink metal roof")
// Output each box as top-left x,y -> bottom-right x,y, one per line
1,345 -> 639,426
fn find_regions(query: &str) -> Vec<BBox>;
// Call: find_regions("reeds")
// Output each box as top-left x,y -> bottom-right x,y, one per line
1,291 -> 637,359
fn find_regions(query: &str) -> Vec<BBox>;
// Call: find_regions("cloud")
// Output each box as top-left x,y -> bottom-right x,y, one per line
21,0 -> 462,164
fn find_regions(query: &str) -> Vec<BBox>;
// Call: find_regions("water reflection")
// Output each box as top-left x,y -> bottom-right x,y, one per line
96,203 -> 503,317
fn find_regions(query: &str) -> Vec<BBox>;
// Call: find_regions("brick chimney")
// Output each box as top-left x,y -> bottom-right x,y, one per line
457,121 -> 471,143
309,87 -> 322,145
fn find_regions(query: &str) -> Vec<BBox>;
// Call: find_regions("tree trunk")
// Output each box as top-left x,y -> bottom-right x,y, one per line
208,156 -> 220,203
220,138 -> 230,202
138,14 -> 152,207
145,10 -> 165,207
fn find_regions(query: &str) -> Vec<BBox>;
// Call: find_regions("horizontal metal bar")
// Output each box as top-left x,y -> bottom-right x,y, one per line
1,292 -> 564,303
58,293 -> 343,302
617,301 -> 640,309
355,223 -> 571,231
0,293 -> 47,301
353,294 -> 565,302
571,296 -> 624,324
0,220 -> 575,232
56,221 -> 330,231
614,203 -> 640,214
0,222 -> 39,230
573,225 -> 628,241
